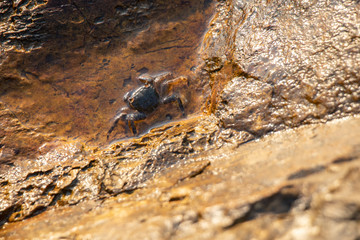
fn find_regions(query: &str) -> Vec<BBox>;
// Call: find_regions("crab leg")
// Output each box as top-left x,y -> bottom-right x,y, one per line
124,112 -> 146,135
107,112 -> 146,138
107,113 -> 124,139
162,95 -> 185,117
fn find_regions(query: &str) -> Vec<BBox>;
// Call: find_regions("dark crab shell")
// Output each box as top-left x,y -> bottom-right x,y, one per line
127,85 -> 160,114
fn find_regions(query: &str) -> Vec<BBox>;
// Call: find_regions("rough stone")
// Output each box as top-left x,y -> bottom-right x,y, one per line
0,116 -> 222,226
0,101 -> 52,167
1,115 -> 360,239
1,0 -> 360,239
216,77 -> 273,135
205,0 -> 360,132
0,0 -> 214,142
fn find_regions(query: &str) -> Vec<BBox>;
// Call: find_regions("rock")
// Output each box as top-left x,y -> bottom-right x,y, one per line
1,0 -> 360,239
216,77 -> 273,135
0,0 -> 214,142
0,116 -> 220,226
1,114 -> 360,239
0,102 -> 52,167
205,0 -> 360,132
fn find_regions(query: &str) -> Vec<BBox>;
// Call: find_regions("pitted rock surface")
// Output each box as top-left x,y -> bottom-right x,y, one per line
0,116 -> 225,226
216,77 -> 273,135
204,0 -> 360,132
1,115 -> 360,240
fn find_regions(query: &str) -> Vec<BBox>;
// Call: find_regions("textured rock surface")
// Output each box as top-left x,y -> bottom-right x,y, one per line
0,0 -> 214,144
1,0 -> 360,239
0,102 -> 52,166
0,116 -> 227,226
216,77 -> 273,135
1,115 -> 360,239
204,0 -> 360,132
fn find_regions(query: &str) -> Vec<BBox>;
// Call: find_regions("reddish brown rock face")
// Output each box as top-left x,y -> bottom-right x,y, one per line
0,0 -> 215,166
0,0 -> 214,145
0,0 -> 217,228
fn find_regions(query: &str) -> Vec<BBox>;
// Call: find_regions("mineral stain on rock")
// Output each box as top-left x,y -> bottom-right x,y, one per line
0,0 -> 215,145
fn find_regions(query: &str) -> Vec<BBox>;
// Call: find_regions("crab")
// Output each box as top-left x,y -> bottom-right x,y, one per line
107,73 -> 187,138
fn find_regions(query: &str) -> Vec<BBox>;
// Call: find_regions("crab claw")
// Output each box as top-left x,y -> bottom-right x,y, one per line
138,74 -> 154,86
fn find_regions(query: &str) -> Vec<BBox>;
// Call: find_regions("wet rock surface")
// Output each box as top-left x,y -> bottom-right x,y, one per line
0,102 -> 52,166
0,0 -> 214,144
0,116 -> 223,227
204,0 -> 360,131
1,0 -> 360,239
216,77 -> 273,135
1,116 -> 360,239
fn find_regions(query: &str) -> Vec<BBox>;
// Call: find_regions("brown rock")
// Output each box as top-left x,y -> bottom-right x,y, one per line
0,0 -> 214,143
205,0 -> 360,132
216,77 -> 273,135
1,114 -> 360,240
1,0 -> 360,239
